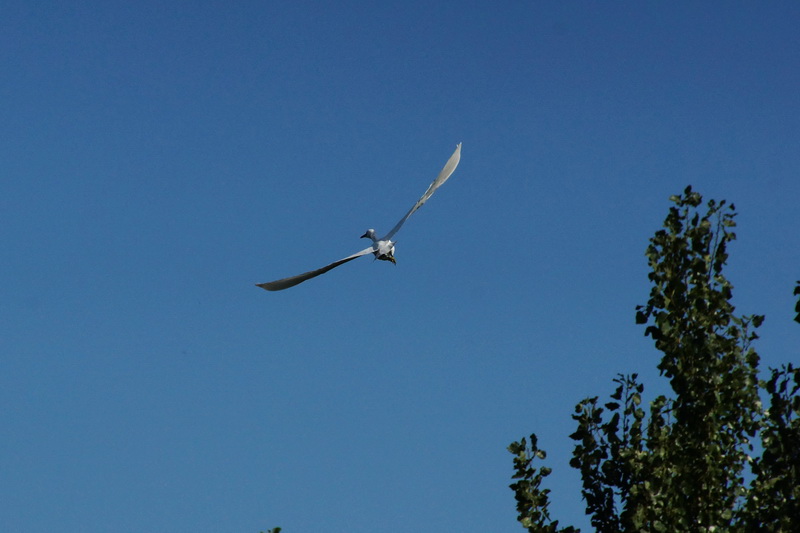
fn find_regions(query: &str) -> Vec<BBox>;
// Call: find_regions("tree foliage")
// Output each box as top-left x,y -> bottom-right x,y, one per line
510,434 -> 578,533
509,187 -> 799,532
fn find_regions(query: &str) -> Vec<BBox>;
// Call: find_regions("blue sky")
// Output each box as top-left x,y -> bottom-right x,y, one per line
2,2 -> 799,532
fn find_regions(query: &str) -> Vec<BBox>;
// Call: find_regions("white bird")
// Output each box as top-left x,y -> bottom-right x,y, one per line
257,143 -> 462,291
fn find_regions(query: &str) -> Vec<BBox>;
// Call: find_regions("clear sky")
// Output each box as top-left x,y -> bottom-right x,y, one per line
2,2 -> 799,532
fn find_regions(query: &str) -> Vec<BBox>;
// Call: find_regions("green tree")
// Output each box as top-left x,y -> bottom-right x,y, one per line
510,187 -> 799,532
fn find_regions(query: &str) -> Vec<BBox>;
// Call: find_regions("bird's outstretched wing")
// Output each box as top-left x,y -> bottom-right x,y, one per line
256,247 -> 374,291
382,143 -> 462,241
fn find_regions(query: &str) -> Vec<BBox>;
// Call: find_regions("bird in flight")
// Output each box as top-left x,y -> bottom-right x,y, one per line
257,143 -> 462,291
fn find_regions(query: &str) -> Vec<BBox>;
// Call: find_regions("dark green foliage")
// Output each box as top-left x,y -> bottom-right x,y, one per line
509,434 -> 578,533
567,375 -> 645,532
741,364 -> 800,531
510,187 -> 800,532
794,281 -> 800,324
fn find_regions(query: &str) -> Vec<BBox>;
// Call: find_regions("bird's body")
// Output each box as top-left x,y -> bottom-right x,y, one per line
257,143 -> 462,291
361,229 -> 396,264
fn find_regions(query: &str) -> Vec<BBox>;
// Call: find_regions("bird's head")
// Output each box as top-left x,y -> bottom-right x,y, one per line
361,228 -> 377,241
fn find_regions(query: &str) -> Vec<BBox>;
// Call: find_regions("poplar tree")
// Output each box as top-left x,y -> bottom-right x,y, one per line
510,187 -> 799,532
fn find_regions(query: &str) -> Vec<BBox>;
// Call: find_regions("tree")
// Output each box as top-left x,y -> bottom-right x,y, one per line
509,187 -> 799,532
